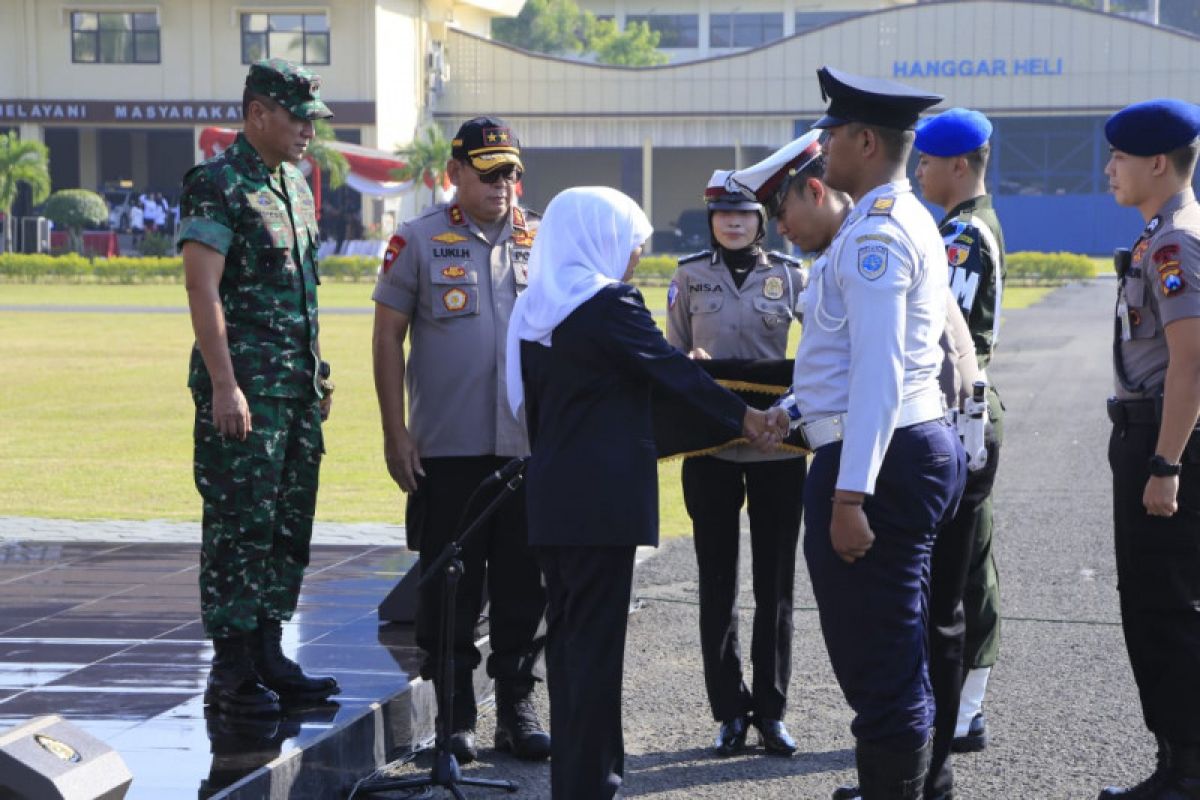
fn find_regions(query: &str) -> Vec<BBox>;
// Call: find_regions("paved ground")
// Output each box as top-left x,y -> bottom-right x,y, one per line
5,278 -> 1147,799
375,277 -> 1149,799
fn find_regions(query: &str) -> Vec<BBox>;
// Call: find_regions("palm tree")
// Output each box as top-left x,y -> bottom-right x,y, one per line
0,133 -> 51,251
393,125 -> 452,208
308,120 -> 349,189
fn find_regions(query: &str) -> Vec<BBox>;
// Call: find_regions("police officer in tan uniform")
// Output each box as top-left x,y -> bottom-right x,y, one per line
666,170 -> 807,757
1099,99 -> 1200,800
372,117 -> 549,764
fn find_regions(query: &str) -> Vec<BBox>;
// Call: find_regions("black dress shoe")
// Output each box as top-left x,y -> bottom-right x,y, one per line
951,711 -> 987,753
831,787 -> 860,800
449,729 -> 478,764
713,716 -> 750,757
754,718 -> 797,756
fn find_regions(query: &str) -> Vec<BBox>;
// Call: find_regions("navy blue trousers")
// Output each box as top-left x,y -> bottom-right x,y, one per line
804,419 -> 966,751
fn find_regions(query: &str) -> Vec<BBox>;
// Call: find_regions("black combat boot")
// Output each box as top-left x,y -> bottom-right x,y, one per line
855,737 -> 932,800
494,679 -> 551,760
253,619 -> 340,701
204,634 -> 282,717
1098,736 -> 1175,799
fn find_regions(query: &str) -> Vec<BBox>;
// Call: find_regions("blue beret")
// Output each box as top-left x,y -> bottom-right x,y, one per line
915,108 -> 992,157
1105,99 -> 1200,157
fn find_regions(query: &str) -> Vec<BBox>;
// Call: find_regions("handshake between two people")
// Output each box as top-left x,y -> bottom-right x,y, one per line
741,406 -> 791,452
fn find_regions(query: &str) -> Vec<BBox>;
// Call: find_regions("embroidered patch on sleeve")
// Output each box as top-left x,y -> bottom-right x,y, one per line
382,234 -> 406,274
1153,244 -> 1186,296
667,280 -> 680,309
857,245 -> 889,281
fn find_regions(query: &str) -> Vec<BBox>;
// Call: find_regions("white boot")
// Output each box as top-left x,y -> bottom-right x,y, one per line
955,666 -> 991,737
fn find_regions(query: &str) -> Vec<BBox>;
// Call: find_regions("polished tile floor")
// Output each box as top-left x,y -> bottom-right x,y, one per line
0,540 -> 420,798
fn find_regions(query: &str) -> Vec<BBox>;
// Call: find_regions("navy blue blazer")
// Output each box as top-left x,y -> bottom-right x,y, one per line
521,284 -> 746,548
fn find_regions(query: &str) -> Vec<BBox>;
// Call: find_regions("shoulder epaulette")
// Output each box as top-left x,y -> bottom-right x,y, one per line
677,249 -> 713,265
767,250 -> 803,267
867,196 -> 896,217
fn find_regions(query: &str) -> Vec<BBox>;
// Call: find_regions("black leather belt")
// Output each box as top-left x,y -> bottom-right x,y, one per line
1106,397 -> 1159,427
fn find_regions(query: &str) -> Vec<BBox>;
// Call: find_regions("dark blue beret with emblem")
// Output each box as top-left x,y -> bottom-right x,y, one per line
915,108 -> 992,157
1105,99 -> 1200,157
814,66 -> 942,131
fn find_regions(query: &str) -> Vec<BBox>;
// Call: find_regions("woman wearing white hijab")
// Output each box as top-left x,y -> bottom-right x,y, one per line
507,186 -> 778,800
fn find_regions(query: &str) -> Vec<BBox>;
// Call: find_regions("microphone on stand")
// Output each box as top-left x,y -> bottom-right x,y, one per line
482,456 -> 529,487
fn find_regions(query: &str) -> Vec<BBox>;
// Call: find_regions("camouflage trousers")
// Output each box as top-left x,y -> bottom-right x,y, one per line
194,393 -> 323,639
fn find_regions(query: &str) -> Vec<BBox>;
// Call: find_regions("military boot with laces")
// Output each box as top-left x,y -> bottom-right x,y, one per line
494,680 -> 551,760
253,619 -> 340,701
204,634 -> 282,718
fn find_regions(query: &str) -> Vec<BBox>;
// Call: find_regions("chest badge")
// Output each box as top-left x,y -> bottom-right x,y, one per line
763,276 -> 785,300
511,230 -> 535,248
441,265 -> 468,279
857,244 -> 889,281
443,287 -> 469,312
1132,238 -> 1150,264
433,231 -> 469,244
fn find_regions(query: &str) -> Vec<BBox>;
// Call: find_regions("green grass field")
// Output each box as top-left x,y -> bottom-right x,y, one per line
0,280 -> 1054,534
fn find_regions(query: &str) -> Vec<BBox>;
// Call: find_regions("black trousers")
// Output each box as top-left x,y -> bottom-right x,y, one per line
1110,420 -> 1200,746
407,456 -> 547,730
926,429 -> 1001,799
537,545 -> 636,800
682,455 -> 805,721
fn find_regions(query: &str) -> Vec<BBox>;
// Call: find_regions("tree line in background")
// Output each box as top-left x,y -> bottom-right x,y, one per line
492,0 -> 667,66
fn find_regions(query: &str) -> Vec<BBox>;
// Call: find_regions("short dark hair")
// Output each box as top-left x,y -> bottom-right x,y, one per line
1167,138 -> 1200,178
785,153 -> 828,200
963,142 -> 991,177
241,89 -> 274,120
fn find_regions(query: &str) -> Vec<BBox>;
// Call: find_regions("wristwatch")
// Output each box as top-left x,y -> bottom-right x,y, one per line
318,360 -> 334,396
1148,454 -> 1182,477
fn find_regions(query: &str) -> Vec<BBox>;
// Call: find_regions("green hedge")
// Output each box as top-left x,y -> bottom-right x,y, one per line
0,253 -> 380,283
1006,251 -> 1098,283
0,250 -> 1101,285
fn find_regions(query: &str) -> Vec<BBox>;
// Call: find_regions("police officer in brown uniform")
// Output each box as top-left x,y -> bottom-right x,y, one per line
372,117 -> 549,764
1100,99 -> 1200,800
666,170 -> 807,757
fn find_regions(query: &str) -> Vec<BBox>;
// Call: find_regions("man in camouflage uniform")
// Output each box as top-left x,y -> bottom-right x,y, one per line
179,59 -> 340,718
914,108 -> 1007,759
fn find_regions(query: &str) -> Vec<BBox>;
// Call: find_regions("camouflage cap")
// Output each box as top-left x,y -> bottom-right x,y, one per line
245,58 -> 333,121
451,116 -> 522,173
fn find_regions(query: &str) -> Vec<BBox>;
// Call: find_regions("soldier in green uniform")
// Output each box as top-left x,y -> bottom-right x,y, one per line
914,108 -> 1007,756
179,59 -> 340,718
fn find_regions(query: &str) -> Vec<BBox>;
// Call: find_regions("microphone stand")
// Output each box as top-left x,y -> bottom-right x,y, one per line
356,462 -> 527,799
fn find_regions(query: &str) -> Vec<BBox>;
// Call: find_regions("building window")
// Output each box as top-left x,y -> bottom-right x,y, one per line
794,11 -> 854,35
71,11 -> 161,64
710,13 -> 783,47
241,13 -> 330,65
625,14 -> 699,48
992,116 -> 1104,196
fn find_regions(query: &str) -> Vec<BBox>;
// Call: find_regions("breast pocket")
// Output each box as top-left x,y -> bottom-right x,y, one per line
753,296 -> 792,331
688,291 -> 724,345
1124,277 -> 1158,340
430,263 -> 480,319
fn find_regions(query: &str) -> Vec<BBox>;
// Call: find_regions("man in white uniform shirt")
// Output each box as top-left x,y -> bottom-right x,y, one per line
771,67 -> 967,800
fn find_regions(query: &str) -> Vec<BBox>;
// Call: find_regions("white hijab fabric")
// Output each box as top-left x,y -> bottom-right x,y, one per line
505,186 -> 653,416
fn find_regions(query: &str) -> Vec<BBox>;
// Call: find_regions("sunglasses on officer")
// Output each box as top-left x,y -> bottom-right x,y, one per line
467,163 -> 523,185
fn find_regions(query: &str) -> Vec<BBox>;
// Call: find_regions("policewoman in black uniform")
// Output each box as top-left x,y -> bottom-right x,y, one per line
1099,99 -> 1200,800
666,170 -> 807,756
